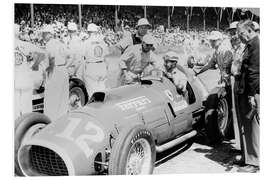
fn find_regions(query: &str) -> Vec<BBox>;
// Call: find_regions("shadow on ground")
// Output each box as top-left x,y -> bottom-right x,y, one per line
193,131 -> 242,172
155,139 -> 194,167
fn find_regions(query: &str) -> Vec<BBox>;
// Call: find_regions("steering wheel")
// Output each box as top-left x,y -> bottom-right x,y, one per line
140,68 -> 163,81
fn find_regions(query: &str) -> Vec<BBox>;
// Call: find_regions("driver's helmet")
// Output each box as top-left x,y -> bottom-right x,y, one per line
163,51 -> 179,63
187,55 -> 195,68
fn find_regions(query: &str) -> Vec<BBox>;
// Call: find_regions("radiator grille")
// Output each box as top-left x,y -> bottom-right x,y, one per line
29,145 -> 68,176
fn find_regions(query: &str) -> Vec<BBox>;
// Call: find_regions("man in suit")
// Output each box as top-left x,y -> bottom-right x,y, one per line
235,20 -> 260,173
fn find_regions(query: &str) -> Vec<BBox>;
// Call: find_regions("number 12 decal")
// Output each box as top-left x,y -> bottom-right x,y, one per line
56,117 -> 105,158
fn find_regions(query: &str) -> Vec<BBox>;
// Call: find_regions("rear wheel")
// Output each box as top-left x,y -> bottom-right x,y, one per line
108,125 -> 156,175
204,94 -> 231,144
217,97 -> 231,137
69,80 -> 88,110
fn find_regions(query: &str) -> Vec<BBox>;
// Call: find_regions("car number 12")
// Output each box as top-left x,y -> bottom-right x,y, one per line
56,117 -> 105,158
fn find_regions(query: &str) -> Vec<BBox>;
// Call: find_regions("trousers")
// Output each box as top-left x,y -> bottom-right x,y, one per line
236,90 -> 260,166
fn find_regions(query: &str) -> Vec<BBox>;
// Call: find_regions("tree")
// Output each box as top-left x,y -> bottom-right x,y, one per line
185,7 -> 193,31
200,7 -> 207,31
213,7 -> 222,30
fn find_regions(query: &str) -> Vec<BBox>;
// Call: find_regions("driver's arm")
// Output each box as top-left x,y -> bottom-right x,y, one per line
119,46 -> 136,78
196,53 -> 216,75
149,52 -> 164,71
172,69 -> 188,91
115,35 -> 133,54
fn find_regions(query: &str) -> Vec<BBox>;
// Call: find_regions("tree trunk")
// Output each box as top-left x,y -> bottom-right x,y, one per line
30,4 -> 34,27
78,4 -> 82,30
115,5 -> 118,30
168,6 -> 171,29
144,6 -> 147,18
187,15 -> 189,32
203,14 -> 206,31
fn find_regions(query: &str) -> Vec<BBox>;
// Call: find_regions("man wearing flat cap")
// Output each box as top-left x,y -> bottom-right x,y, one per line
116,18 -> 152,54
163,51 -> 188,94
118,34 -> 162,85
196,31 -> 233,87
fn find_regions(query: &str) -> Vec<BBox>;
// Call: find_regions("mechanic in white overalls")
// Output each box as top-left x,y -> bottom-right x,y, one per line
163,51 -> 188,94
65,22 -> 84,78
82,23 -> 109,98
42,25 -> 69,121
14,24 -> 44,118
119,34 -> 162,85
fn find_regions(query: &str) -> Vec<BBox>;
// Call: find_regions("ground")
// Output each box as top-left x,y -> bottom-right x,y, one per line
154,134 -> 241,174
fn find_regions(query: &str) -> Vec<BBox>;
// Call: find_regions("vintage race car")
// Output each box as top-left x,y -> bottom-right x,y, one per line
15,65 -> 232,176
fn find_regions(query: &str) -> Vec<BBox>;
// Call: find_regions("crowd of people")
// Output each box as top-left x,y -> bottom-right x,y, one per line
14,4 -> 260,174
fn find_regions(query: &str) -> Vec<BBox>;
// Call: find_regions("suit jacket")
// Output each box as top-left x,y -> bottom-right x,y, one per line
241,36 -> 260,96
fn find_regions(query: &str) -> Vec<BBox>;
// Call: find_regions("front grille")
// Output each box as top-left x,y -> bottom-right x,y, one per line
29,145 -> 68,176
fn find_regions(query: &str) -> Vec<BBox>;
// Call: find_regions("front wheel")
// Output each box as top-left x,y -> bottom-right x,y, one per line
108,125 -> 156,175
15,112 -> 51,176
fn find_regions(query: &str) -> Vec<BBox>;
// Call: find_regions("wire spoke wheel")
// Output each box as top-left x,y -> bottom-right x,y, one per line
69,87 -> 85,110
125,138 -> 152,175
217,98 -> 229,136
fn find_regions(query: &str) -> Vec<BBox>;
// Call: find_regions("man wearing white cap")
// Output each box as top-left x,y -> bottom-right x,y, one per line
118,34 -> 161,85
196,31 -> 233,87
81,23 -> 109,97
116,18 -> 152,54
65,22 -> 83,77
42,24 -> 69,120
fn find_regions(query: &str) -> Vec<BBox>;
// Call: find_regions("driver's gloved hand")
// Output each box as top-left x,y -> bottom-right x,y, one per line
124,71 -> 137,83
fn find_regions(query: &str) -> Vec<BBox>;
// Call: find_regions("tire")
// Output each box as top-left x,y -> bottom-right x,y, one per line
217,96 -> 232,138
108,125 -> 156,175
69,79 -> 88,110
14,112 -> 51,176
204,94 -> 231,144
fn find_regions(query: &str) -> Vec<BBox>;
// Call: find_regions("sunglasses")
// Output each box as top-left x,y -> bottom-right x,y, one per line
229,31 -> 237,36
145,44 -> 153,47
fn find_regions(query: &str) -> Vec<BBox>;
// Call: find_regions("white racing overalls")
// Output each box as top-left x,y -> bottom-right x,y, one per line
82,36 -> 108,97
44,38 -> 69,121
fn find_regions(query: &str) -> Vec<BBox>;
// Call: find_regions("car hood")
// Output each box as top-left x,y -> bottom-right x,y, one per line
18,112 -> 108,175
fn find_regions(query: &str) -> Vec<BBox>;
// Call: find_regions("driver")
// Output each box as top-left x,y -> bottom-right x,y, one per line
163,51 -> 188,94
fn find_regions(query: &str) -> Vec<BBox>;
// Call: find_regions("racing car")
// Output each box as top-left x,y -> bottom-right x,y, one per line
15,65 -> 232,176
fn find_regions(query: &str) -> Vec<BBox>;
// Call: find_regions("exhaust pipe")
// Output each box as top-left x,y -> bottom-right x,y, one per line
156,130 -> 197,153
